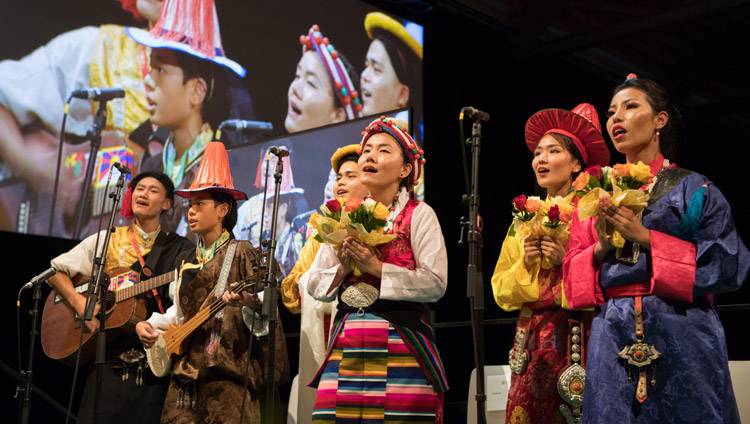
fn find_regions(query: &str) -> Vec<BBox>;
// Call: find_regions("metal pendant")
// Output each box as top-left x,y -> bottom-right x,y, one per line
508,326 -> 529,375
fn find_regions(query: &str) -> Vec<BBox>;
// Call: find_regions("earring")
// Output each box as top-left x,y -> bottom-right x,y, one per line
656,130 -> 660,137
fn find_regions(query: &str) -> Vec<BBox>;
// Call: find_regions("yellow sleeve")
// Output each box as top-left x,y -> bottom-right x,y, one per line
490,226 -> 540,311
280,233 -> 321,314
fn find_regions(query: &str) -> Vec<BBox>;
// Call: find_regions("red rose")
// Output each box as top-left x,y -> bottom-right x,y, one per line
547,205 -> 560,222
344,197 -> 363,212
325,198 -> 341,213
585,165 -> 602,181
512,194 -> 527,211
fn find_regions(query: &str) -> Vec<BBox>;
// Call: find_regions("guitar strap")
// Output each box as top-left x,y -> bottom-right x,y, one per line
206,239 -> 239,354
130,227 -> 167,314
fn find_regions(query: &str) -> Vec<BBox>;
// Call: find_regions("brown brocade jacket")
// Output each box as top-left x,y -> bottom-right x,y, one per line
170,239 -> 290,390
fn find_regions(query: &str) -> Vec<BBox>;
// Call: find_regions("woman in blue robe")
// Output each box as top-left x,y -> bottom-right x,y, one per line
563,74 -> 748,423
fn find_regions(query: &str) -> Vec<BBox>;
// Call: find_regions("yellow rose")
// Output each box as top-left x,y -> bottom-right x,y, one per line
629,161 -> 654,184
373,202 -> 390,220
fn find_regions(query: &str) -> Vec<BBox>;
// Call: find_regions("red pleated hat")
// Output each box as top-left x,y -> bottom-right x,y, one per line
524,103 -> 609,167
176,142 -> 247,200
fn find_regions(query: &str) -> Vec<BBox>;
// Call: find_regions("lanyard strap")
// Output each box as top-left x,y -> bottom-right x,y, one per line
129,227 -> 165,314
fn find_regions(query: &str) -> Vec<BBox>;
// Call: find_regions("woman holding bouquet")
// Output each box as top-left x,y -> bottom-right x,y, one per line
491,103 -> 610,422
563,74 -> 749,422
304,117 -> 448,422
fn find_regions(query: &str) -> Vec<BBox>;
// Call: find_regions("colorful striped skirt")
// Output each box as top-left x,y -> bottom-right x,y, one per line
311,312 -> 439,423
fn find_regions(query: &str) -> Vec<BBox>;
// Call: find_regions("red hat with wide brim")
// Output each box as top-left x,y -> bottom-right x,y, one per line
525,103 -> 609,167
176,142 -> 247,200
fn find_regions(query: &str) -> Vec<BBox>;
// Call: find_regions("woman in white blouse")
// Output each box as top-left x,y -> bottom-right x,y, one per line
304,117 -> 449,423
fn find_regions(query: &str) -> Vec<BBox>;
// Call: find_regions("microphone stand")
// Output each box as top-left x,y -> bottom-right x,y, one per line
261,148 -> 285,424
73,100 -> 108,239
15,278 -> 48,424
84,171 -> 126,423
459,118 -> 487,424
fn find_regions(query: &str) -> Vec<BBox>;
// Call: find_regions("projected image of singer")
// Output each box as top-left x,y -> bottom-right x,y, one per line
360,13 -> 422,124
361,12 -> 425,199
0,0 -> 163,236
284,24 -> 363,134
130,0 -> 252,243
45,170 -> 193,423
233,143 -> 309,257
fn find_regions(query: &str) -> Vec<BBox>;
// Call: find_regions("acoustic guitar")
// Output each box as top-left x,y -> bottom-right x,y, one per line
41,267 -> 177,365
146,275 -> 261,377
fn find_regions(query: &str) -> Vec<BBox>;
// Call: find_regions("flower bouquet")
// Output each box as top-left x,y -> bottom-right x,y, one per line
574,162 -> 654,247
511,194 -> 542,238
311,197 -> 396,276
534,196 -> 575,268
309,198 -> 350,246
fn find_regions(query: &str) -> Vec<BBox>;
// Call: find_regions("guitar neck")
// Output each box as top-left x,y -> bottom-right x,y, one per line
164,279 -> 257,349
114,270 -> 177,302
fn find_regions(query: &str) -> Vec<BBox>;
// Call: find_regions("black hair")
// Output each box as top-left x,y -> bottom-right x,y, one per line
370,28 -> 422,114
174,50 -> 230,131
336,153 -> 360,172
131,171 -> 175,203
208,191 -> 237,231
610,77 -> 684,162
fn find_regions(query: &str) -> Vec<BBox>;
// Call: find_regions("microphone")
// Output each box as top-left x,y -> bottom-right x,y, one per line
71,87 -> 126,101
219,119 -> 274,134
461,106 -> 490,121
268,146 -> 290,158
21,266 -> 57,291
113,162 -> 131,174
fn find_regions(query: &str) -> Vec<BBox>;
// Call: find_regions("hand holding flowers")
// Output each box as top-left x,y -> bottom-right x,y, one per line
533,196 -> 575,268
512,194 -> 574,269
312,196 -> 396,276
574,162 -> 654,248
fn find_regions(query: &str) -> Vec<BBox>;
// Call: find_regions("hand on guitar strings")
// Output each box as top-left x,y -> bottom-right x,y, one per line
222,282 -> 262,311
136,321 -> 160,349
72,294 -> 100,333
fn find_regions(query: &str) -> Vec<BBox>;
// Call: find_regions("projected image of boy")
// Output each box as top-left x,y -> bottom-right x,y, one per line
127,0 -> 247,242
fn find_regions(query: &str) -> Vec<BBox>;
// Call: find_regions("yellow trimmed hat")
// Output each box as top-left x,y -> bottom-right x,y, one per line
364,12 -> 423,60
331,144 -> 360,173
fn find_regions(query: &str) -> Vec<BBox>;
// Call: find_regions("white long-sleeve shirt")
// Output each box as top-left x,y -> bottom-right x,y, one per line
305,188 -> 448,303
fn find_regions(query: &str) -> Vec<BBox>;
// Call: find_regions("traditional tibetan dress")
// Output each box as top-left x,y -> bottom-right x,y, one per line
563,155 -> 748,423
280,234 -> 341,420
148,232 -> 290,423
491,195 -> 589,424
50,225 -> 193,423
306,190 -> 449,423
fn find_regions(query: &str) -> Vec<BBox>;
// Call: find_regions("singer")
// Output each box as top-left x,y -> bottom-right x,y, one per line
280,143 -> 370,419
0,0 -> 163,233
131,0 -> 248,243
284,24 -> 362,133
490,103 -> 609,423
47,171 -> 194,423
135,142 -> 290,422
563,75 -> 749,423
304,117 -> 449,423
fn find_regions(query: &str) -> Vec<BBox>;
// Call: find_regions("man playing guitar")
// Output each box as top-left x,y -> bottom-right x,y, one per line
47,170 -> 193,423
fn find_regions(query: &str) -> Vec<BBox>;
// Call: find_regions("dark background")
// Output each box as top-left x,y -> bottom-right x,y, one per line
2,0 -> 748,422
